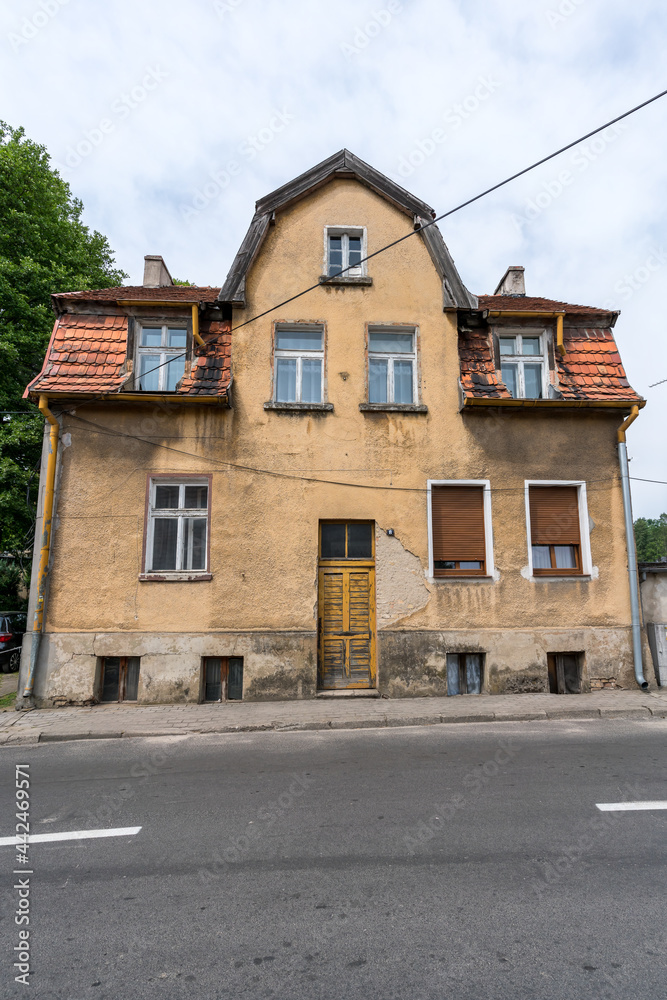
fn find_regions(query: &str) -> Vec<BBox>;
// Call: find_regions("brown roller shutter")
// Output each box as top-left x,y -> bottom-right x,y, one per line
529,486 -> 580,545
431,485 -> 486,574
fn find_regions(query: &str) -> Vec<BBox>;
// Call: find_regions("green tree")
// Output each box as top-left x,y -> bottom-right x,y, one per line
634,513 -> 667,563
0,122 -> 126,607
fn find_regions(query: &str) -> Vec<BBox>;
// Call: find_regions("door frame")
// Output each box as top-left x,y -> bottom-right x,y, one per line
317,521 -> 377,691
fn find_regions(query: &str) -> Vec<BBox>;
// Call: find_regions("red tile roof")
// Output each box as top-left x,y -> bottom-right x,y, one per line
478,295 -> 613,318
25,310 -> 231,399
557,328 -> 639,400
459,306 -> 642,403
53,285 -> 221,304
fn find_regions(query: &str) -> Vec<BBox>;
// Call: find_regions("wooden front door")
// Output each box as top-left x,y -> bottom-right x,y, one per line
318,522 -> 376,690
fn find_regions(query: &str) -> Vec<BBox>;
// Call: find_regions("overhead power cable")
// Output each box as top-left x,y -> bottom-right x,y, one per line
67,413 -> 667,494
47,85 -> 667,414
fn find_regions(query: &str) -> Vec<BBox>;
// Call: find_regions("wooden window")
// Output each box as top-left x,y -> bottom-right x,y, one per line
368,328 -> 417,405
136,324 -> 188,392
145,479 -> 210,575
431,485 -> 486,577
529,486 -> 582,576
202,657 -> 243,701
499,332 -> 546,399
100,657 -> 140,702
325,227 -> 365,277
446,653 -> 483,695
274,326 -> 324,404
547,652 -> 583,693
320,522 -> 374,561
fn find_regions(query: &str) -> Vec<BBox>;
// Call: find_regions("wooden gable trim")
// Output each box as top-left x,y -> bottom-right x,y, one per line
218,149 -> 478,310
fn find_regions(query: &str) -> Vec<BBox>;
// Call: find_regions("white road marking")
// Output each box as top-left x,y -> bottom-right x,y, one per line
596,801 -> 667,812
0,826 -> 142,846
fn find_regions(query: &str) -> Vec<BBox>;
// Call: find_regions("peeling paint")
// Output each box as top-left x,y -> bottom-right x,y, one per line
375,525 -> 430,627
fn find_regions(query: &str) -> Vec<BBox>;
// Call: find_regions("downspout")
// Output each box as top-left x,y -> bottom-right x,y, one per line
191,303 -> 205,348
23,395 -> 59,698
617,405 -> 647,688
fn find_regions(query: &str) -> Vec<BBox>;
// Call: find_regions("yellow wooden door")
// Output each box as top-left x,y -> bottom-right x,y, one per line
318,566 -> 376,689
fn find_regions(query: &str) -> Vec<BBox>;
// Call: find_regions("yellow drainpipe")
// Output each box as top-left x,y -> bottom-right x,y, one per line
118,300 -> 205,347
487,310 -> 567,357
617,404 -> 640,443
23,395 -> 60,697
191,304 -> 204,348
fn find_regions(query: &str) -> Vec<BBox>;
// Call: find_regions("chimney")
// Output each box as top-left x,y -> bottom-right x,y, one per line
143,255 -> 173,288
494,266 -> 525,296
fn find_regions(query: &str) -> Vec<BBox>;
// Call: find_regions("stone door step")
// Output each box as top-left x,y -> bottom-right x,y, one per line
316,689 -> 380,698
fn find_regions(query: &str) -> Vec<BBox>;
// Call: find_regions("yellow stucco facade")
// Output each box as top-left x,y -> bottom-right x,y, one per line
20,173 -> 641,706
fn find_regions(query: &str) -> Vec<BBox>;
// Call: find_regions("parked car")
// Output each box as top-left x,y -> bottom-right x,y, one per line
0,614 -> 26,672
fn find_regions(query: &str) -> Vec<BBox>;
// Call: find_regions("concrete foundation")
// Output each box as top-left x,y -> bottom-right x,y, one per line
18,625 -> 636,707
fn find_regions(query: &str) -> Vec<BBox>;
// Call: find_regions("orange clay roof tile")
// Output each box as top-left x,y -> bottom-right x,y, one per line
25,307 -> 231,400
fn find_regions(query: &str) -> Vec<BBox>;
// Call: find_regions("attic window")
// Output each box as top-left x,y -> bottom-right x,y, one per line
499,332 -> 546,399
137,325 -> 187,391
325,227 -> 366,278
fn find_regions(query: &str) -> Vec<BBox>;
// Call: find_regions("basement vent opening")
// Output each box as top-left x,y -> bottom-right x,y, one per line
446,653 -> 483,696
547,652 -> 583,694
202,656 -> 244,702
99,657 -> 140,703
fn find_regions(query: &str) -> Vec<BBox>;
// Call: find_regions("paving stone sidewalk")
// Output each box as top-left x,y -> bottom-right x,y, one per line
0,689 -> 666,745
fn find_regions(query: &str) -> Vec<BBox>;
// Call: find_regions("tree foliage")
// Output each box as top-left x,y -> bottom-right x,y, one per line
0,122 -> 126,605
634,513 -> 667,563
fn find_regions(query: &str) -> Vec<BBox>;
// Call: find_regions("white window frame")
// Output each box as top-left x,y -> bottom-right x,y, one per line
145,479 -> 209,575
524,480 -> 593,578
427,479 -> 495,580
498,330 -> 548,399
136,322 -> 189,392
324,226 -> 367,278
273,324 -> 325,404
367,326 -> 418,405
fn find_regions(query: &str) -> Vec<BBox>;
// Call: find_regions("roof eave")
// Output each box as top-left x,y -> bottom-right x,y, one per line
461,397 -> 646,410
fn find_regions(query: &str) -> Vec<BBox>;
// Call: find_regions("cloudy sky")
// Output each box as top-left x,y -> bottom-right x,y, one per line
2,0 -> 666,516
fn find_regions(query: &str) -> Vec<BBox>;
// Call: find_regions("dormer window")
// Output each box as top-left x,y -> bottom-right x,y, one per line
137,325 -> 187,391
325,227 -> 365,278
499,332 -> 546,399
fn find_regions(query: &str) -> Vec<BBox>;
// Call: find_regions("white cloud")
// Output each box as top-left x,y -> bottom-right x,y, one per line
1,0 -> 665,515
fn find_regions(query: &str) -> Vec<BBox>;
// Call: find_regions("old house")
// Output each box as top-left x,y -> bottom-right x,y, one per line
18,150 -> 650,707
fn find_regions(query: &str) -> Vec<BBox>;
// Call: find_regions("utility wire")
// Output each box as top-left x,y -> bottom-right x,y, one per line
67,413 -> 667,494
648,377 -> 667,387
46,85 -> 667,415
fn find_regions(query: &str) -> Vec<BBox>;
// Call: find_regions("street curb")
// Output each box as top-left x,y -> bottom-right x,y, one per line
0,705 -> 664,746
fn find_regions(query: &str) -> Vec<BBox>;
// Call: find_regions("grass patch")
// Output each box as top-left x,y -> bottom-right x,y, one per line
0,691 -> 17,710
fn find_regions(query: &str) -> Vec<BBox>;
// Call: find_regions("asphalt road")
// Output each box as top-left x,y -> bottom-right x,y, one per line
1,719 -> 666,999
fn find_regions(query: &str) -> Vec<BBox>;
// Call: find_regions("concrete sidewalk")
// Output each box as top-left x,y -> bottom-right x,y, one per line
1,688 -> 666,745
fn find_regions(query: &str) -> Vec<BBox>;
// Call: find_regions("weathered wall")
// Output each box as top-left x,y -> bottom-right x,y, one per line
640,571 -> 667,623
22,176 -> 641,704
379,627 -> 635,696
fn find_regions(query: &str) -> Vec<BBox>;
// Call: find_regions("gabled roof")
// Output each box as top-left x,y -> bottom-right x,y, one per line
219,149 -> 478,310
